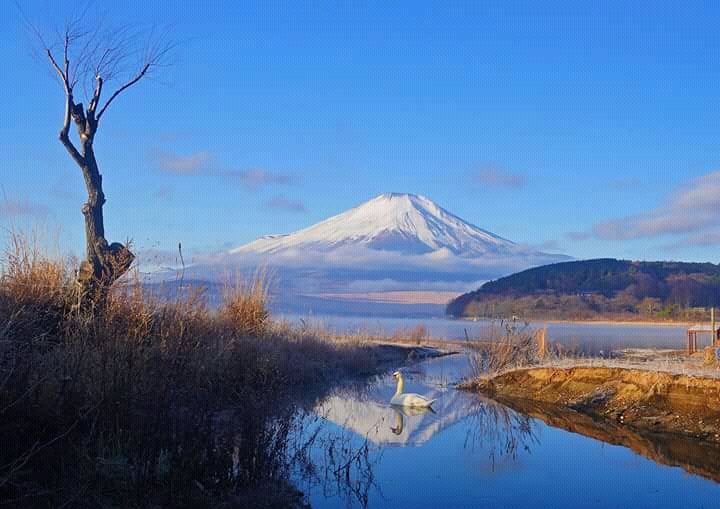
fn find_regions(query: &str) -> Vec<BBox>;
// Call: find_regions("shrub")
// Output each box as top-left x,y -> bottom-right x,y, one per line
467,319 -> 541,376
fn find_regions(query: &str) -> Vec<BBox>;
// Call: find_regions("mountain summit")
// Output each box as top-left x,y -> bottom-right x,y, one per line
182,193 -> 569,310
231,193 -> 524,257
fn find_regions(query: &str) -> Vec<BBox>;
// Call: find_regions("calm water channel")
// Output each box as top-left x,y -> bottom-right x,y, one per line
291,347 -> 720,508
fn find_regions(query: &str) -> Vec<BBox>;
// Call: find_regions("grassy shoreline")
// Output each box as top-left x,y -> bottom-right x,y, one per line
0,236 -> 447,508
459,317 -> 720,445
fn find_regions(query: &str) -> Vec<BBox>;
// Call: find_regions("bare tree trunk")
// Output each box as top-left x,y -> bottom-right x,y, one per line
59,93 -> 134,304
76,148 -> 134,302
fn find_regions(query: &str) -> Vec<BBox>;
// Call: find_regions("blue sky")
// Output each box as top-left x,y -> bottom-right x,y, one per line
2,0 -> 720,264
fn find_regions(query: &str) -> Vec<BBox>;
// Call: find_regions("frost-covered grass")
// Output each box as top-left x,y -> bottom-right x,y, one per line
526,354 -> 720,380
466,317 -> 720,381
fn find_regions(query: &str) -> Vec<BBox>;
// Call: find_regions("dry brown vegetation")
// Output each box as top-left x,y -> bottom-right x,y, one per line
466,319 -> 577,378
391,322 -> 427,345
467,320 -> 542,377
0,233 -> 392,508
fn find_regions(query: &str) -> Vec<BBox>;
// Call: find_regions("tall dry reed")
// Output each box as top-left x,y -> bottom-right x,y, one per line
467,319 -> 542,376
0,232 -> 385,508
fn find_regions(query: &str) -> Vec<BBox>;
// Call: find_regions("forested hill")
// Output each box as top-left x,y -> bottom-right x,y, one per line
446,259 -> 720,321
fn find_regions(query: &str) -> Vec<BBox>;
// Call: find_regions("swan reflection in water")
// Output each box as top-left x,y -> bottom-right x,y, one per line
305,387 -> 542,508
389,404 -> 436,435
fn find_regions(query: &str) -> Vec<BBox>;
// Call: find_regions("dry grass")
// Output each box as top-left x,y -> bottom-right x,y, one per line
465,319 -> 580,378
220,270 -> 271,337
0,232 -> 387,508
467,319 -> 541,376
391,322 -> 427,345
464,318 -> 719,383
524,355 -> 720,380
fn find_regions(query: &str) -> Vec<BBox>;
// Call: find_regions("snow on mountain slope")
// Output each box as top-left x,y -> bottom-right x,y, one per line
173,193 -> 569,303
231,193 -> 526,257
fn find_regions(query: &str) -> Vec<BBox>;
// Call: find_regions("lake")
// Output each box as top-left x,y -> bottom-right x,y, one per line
280,313 -> 697,353
294,354 -> 720,509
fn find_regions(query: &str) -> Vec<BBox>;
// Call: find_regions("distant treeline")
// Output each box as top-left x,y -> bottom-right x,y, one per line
447,258 -> 720,321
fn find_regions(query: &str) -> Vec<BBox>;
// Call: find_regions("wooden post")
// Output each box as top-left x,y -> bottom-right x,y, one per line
688,330 -> 696,355
536,324 -> 547,361
712,307 -> 716,347
688,330 -> 692,355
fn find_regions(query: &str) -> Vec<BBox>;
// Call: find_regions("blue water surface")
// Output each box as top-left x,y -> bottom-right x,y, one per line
296,355 -> 720,509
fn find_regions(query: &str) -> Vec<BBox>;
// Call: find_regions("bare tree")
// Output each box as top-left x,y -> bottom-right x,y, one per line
29,12 -> 173,304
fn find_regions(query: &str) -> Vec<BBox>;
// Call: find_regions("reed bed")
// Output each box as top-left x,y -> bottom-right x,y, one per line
466,319 -> 577,378
467,319 -> 540,376
0,233 -> 385,508
463,318 -> 717,384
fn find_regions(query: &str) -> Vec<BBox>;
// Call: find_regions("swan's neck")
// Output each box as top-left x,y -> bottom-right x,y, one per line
395,375 -> 404,395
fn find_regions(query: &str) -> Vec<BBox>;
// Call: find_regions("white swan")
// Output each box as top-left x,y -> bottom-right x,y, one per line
389,370 -> 436,408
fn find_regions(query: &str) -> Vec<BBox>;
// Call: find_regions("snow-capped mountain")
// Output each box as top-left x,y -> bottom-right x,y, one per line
232,193 -> 527,257
178,193 -> 568,312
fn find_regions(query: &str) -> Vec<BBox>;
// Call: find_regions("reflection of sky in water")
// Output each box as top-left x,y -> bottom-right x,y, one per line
299,355 -> 720,509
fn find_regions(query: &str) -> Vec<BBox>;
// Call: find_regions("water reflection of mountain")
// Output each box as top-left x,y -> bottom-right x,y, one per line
315,389 -> 479,446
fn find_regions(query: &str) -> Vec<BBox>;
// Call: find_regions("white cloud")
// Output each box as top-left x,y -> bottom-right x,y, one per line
473,164 -> 526,188
266,196 -> 306,213
0,197 -> 49,218
191,244 -> 567,281
151,150 -> 293,190
592,171 -> 720,242
155,150 -> 212,175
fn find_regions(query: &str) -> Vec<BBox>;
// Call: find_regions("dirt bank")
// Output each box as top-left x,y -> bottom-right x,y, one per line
465,366 -> 720,442
492,396 -> 720,483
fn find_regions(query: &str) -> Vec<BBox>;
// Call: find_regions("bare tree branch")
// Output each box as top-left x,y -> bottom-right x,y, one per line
59,94 -> 85,167
62,28 -> 70,85
45,48 -> 67,90
96,62 -> 149,121
88,75 -> 103,114
42,42 -> 85,166
95,24 -> 175,122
